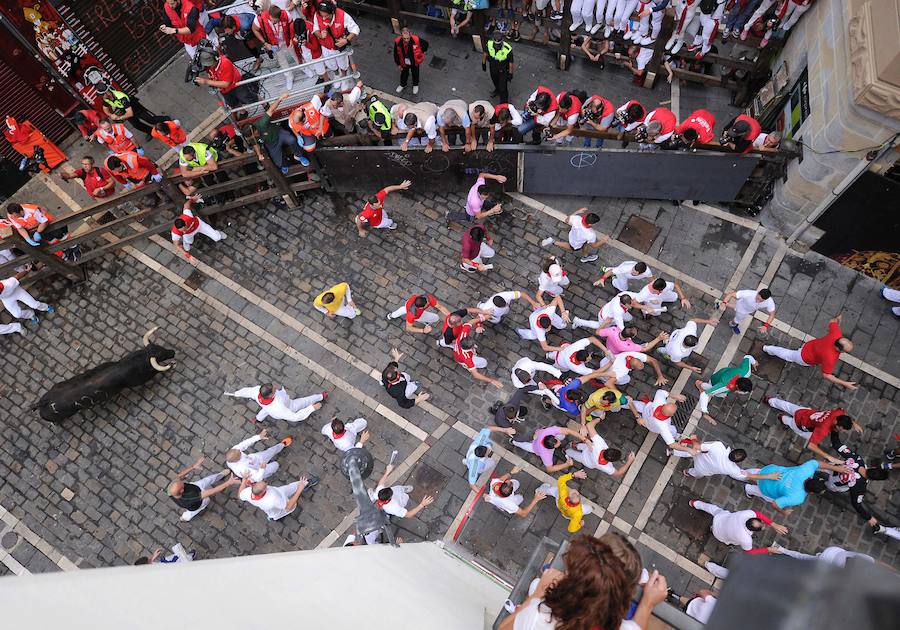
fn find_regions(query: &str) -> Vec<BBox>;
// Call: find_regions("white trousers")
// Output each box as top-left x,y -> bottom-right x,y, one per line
517,314 -> 566,340
0,323 -> 24,335
767,397 -> 812,439
614,0 -> 640,31
461,242 -> 496,271
389,306 -> 440,324
573,309 -> 633,329
321,46 -> 351,72
697,12 -> 720,54
743,0 -> 777,31
180,471 -> 228,521
763,344 -> 808,366
180,220 -> 224,252
611,274 -> 633,293
884,287 -> 900,316
780,2 -> 811,31
273,46 -> 296,90
287,393 -> 325,416
2,287 -> 49,320
570,0 -> 597,27
252,443 -> 287,480
667,1 -> 700,47
638,7 -> 664,39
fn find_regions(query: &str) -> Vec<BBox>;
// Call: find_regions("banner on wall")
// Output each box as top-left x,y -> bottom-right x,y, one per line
0,0 -> 122,110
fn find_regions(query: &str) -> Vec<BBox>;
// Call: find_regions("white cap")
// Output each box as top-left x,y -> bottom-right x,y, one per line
549,264 -> 564,282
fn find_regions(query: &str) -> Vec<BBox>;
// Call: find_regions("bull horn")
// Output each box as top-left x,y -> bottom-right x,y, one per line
150,357 -> 173,372
143,326 -> 160,347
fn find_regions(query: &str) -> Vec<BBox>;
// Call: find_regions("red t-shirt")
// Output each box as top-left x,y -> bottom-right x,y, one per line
172,213 -> 201,237
358,189 -> 387,226
793,407 -> 846,445
800,321 -> 843,375
73,166 -> 114,198
453,323 -> 476,369
207,55 -> 241,93
405,293 -> 436,324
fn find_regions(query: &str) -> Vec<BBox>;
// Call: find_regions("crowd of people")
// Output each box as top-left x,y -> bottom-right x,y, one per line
2,0 -> 896,627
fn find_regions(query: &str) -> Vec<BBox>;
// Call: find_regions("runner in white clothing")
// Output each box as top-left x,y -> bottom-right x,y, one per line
0,270 -> 54,324
678,436 -> 783,482
599,350 -> 668,386
368,463 -> 434,518
572,292 -> 644,331
477,289 -> 539,324
225,383 -> 326,423
719,287 -> 776,335
657,315 -> 719,373
565,417 -> 636,477
237,475 -> 318,520
321,417 -> 369,451
540,207 -> 611,263
171,197 -> 226,256
224,429 -> 292,482
547,336 -> 611,375
632,389 -> 695,454
483,466 -> 547,517
516,297 -> 570,352
769,543 -> 874,567
691,500 -> 788,550
635,277 -> 690,316
594,260 -> 652,293
511,356 -> 562,389
537,256 -> 570,302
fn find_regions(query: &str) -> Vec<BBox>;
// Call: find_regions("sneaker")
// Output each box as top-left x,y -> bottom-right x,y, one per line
722,29 -> 730,40
579,254 -> 599,263
321,391 -> 329,401
730,323 -> 741,335
304,475 -> 321,490
740,28 -> 749,40
569,21 -> 582,32
689,499 -> 697,509
298,155 -> 310,167
354,308 -> 361,316
46,306 -> 55,313
401,485 -> 413,492
764,396 -> 772,406
671,40 -> 684,54
29,315 -> 39,325
280,166 -> 289,174
489,400 -> 503,414
459,263 -> 477,273
760,35 -> 770,47
550,11 -> 563,20
412,86 -> 419,95
395,85 -> 404,93
540,237 -> 554,247
387,223 -> 398,230
744,485 -> 753,499
603,26 -> 612,38
665,36 -> 676,50
281,436 -> 294,447
571,320 -> 584,330
386,311 -> 395,320
640,36 -> 654,45
589,24 -> 601,35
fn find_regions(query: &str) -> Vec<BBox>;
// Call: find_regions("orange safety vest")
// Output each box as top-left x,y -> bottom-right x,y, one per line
106,152 -> 153,183
288,102 -> 329,136
97,123 -> 136,153
151,121 -> 187,147
163,0 -> 206,46
7,203 -> 54,230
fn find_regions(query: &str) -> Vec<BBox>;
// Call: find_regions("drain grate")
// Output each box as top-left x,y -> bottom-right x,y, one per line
617,215 -> 661,253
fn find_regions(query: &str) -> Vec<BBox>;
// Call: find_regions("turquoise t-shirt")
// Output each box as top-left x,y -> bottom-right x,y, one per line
758,460 -> 819,509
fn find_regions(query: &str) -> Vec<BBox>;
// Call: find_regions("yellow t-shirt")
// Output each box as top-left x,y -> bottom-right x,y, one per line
557,473 -> 585,533
314,282 -> 348,314
585,386 -> 628,413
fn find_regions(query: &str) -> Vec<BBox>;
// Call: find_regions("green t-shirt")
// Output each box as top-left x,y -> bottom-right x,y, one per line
705,355 -> 754,399
254,114 -> 281,146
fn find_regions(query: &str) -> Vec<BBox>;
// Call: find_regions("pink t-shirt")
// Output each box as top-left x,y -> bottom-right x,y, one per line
466,176 -> 486,217
598,327 -> 642,354
531,426 -> 562,468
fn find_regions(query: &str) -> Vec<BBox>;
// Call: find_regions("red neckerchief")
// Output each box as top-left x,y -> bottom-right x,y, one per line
564,496 -> 579,508
652,407 -> 670,421
258,392 -> 275,405
725,375 -> 740,391
625,356 -> 635,370
251,489 -> 267,500
581,216 -> 590,227
332,430 -> 346,439
387,374 -> 402,386
491,481 -> 505,495
597,450 -> 609,466
375,498 -> 390,508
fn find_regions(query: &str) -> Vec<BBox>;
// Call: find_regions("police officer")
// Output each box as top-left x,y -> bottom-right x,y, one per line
367,97 -> 393,147
482,30 -> 514,104
101,89 -> 167,140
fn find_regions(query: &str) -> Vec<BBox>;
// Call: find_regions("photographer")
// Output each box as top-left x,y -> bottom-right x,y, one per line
102,89 -> 167,140
580,94 -> 615,148
669,108 -> 716,150
721,114 -> 762,154
190,44 -> 257,109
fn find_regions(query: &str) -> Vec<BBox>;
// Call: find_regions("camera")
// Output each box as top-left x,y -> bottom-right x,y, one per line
633,124 -> 649,143
185,39 -> 218,84
18,145 -> 46,176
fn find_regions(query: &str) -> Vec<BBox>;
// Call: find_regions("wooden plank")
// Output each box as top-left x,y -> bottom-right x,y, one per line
44,206 -> 174,253
77,223 -> 171,264
8,234 -> 83,283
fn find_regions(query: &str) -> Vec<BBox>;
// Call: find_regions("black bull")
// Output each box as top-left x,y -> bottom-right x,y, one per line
34,328 -> 176,422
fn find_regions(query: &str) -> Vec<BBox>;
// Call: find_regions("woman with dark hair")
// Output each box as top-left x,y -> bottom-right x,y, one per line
382,348 -> 430,409
499,533 -> 668,630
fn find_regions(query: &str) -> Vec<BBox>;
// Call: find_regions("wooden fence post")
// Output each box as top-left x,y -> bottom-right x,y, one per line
13,234 -> 84,283
558,0 -> 574,70
387,0 -> 402,33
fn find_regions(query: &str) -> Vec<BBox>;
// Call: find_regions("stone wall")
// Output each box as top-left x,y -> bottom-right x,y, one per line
761,0 -> 900,240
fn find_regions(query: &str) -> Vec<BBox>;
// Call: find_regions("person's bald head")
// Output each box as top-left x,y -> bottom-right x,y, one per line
168,480 -> 184,497
225,449 -> 241,463
629,358 -> 645,371
660,403 -> 678,418
251,481 -> 268,495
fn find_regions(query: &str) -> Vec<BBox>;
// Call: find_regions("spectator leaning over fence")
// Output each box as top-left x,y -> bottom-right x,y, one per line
292,17 -> 330,84
179,142 -> 227,191
171,196 -> 226,259
483,31 -> 514,104
721,114 -> 762,154
367,96 -> 393,146
312,1 -> 360,80
160,0 -> 215,58
393,26 -> 428,95
518,85 -> 557,145
579,93 -> 615,148
548,90 -> 586,144
288,100 -> 331,161
245,92 -> 308,172
491,103 -> 523,144
623,44 -> 655,86
105,152 -> 162,189
60,156 -> 116,200
151,119 -> 188,149
467,100 -> 496,151
670,108 -> 716,150
450,1 -> 473,37
393,102 -> 440,152
318,81 -> 366,135
253,5 -> 298,90
437,99 -> 473,151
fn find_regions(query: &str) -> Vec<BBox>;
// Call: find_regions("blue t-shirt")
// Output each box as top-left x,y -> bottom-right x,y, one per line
464,428 -> 492,485
557,379 -> 583,416
758,460 -> 819,509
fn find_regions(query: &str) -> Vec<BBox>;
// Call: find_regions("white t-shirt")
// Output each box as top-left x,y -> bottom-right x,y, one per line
555,338 -> 593,374
511,357 -> 561,388
734,289 -> 775,319
478,290 -> 520,323
611,261 -> 652,283
0,276 -> 22,299
368,485 -> 409,517
606,351 -> 647,382
691,441 -> 747,480
712,509 -> 757,550
486,479 -> 523,514
239,485 -> 289,519
527,305 -> 559,343
567,215 -> 597,250
513,598 -> 641,630
664,320 -> 698,362
585,434 -> 616,475
686,595 -> 717,623
636,281 -> 675,305
320,419 -> 364,451
599,293 -> 637,330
